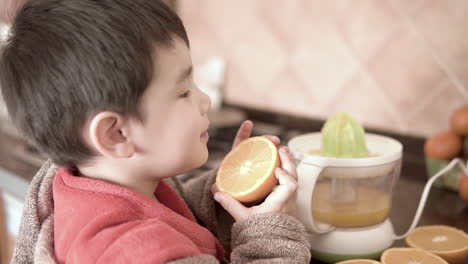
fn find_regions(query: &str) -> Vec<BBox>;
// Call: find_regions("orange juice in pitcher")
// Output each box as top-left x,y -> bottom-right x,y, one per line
312,182 -> 391,228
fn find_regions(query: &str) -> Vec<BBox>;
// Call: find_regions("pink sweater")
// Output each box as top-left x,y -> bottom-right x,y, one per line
53,168 -> 225,263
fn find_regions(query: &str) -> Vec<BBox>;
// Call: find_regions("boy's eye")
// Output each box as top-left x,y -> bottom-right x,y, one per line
179,90 -> 191,98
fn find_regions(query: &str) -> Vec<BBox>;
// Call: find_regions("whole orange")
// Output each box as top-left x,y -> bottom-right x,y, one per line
451,105 -> 468,136
459,174 -> 468,203
424,131 -> 462,160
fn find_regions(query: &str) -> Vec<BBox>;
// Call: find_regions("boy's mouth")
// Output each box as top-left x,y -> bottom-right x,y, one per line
201,122 -> 210,140
201,131 -> 209,139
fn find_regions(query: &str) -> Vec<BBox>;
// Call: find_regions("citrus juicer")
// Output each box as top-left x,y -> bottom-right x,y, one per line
288,132 -> 468,263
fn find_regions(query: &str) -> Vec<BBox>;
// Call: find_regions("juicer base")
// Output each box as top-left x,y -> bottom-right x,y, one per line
308,219 -> 395,263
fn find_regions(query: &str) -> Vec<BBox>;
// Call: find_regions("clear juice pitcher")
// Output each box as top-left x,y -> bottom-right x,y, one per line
289,132 -> 402,233
288,132 -> 467,263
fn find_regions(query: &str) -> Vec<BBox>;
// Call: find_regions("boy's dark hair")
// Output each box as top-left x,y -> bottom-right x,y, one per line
0,0 -> 189,167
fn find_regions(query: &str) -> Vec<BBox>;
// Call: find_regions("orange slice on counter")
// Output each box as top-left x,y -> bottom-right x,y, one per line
336,259 -> 381,264
381,248 -> 448,264
405,225 -> 468,264
216,136 -> 280,203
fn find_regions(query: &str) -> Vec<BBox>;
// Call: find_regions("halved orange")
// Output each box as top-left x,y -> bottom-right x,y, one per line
381,248 -> 448,264
215,136 -> 280,202
336,259 -> 381,264
405,225 -> 468,264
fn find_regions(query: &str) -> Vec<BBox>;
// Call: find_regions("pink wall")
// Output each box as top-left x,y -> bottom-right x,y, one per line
177,0 -> 468,137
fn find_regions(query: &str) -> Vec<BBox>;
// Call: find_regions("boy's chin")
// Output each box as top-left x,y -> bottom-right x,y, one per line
195,151 -> 209,168
179,151 -> 209,173
195,152 -> 210,170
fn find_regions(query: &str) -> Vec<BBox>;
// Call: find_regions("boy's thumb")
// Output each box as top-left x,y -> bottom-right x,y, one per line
214,192 -> 246,221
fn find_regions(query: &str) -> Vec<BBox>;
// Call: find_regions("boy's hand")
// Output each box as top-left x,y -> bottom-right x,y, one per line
232,120 -> 280,148
214,145 -> 298,222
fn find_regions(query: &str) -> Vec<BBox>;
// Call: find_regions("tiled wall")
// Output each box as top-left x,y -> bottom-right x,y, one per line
177,0 -> 468,137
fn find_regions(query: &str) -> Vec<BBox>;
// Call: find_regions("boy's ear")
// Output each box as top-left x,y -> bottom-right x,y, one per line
88,112 -> 135,158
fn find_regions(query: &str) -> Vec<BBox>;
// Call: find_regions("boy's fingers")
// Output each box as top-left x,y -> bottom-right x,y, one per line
261,168 -> 297,211
264,135 -> 280,145
275,168 -> 297,191
232,121 -> 281,149
232,120 -> 253,149
214,192 -> 248,221
279,147 -> 298,180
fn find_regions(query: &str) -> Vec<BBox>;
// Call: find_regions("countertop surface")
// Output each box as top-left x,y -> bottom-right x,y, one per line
1,107 -> 467,263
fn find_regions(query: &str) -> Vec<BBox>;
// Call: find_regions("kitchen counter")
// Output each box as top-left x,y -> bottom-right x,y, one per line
0,106 -> 467,263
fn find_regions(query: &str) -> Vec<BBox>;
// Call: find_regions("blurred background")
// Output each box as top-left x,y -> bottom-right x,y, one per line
176,0 -> 467,137
0,1 -> 467,263
2,0 -> 467,137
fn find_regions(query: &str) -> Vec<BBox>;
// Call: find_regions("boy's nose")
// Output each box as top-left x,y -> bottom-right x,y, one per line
200,89 -> 211,115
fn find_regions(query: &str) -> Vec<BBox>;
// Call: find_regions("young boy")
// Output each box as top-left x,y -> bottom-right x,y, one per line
0,0 -> 311,263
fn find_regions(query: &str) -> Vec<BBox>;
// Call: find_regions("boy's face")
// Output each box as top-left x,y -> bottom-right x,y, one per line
131,39 -> 211,177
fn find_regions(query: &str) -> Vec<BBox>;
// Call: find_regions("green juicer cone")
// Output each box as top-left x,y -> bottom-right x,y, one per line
321,112 -> 370,158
